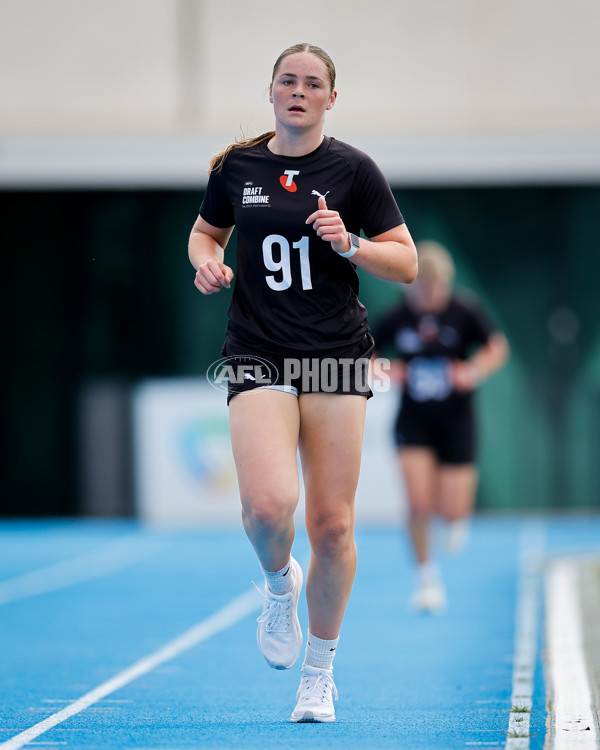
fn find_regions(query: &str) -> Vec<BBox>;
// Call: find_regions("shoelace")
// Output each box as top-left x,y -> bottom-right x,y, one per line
298,672 -> 338,704
254,582 -> 292,633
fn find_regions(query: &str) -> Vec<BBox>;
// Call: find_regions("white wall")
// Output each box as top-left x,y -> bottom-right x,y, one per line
1,0 -> 599,185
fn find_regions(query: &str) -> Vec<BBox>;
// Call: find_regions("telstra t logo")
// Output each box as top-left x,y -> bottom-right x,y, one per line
280,170 -> 300,192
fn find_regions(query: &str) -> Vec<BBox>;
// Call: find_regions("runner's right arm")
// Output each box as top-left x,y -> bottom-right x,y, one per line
188,215 -> 234,295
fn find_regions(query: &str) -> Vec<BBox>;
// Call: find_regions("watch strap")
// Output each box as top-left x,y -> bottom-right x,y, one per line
339,232 -> 360,259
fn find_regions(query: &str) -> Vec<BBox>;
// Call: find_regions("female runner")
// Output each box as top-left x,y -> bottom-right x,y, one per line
189,42 -> 417,722
374,241 -> 509,613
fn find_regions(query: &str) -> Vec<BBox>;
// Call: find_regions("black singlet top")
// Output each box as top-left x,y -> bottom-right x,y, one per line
199,136 -> 404,354
373,294 -> 495,410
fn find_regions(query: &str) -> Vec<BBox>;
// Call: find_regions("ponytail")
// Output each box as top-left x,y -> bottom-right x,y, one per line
209,131 -> 276,174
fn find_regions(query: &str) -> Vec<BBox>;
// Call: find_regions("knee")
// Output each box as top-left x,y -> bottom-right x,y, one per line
308,515 -> 354,559
409,499 -> 433,521
242,489 -> 297,535
438,504 -> 464,523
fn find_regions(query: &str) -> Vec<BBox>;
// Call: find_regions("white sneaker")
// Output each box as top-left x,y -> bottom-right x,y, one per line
256,556 -> 303,669
410,579 -> 447,614
290,665 -> 338,723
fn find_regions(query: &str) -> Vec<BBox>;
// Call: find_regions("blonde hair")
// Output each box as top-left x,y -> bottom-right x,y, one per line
415,240 -> 456,284
208,43 -> 336,174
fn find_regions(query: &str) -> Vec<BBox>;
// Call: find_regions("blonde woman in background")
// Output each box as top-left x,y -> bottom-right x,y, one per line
374,241 -> 509,612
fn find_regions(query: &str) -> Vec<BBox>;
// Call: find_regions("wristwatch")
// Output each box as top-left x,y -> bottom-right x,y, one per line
339,232 -> 360,259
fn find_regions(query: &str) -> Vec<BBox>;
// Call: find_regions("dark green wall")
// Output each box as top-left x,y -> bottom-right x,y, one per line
2,186 -> 599,515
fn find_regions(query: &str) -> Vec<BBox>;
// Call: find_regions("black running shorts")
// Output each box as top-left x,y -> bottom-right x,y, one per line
393,401 -> 476,464
222,335 -> 375,405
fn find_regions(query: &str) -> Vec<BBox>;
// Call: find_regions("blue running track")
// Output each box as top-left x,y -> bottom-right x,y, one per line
0,516 -> 599,749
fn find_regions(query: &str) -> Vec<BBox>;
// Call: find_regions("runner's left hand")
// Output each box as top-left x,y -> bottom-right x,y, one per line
306,196 -> 349,255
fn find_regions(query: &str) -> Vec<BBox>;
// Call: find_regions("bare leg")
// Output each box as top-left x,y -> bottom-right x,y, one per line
399,448 -> 438,565
400,447 -> 448,611
437,464 -> 478,554
437,464 -> 479,522
229,389 -> 300,572
299,393 -> 367,640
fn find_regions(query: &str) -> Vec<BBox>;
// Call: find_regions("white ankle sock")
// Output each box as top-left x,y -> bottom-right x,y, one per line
304,631 -> 338,670
417,561 -> 440,586
262,559 -> 292,595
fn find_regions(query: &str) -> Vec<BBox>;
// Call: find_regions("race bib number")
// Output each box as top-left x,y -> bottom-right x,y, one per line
407,357 -> 452,402
262,234 -> 312,291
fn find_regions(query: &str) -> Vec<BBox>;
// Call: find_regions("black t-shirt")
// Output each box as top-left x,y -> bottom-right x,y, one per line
373,293 -> 495,410
199,136 -> 404,354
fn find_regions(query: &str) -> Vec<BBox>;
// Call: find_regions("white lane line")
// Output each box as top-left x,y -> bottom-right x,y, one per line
505,520 -> 545,750
0,585 -> 262,750
545,559 -> 599,749
0,537 -> 168,606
